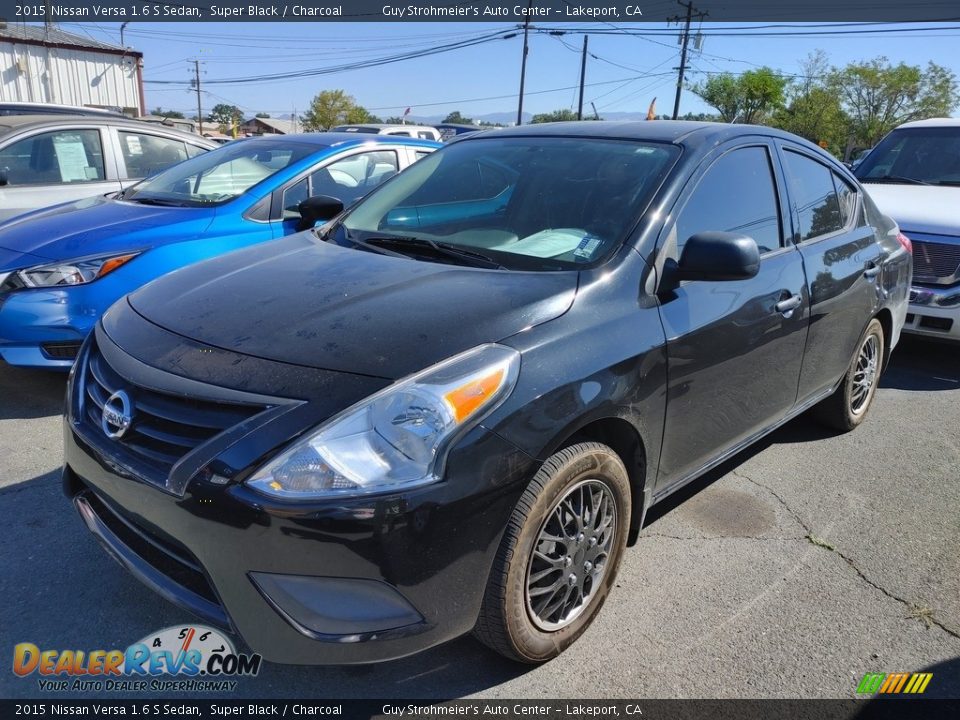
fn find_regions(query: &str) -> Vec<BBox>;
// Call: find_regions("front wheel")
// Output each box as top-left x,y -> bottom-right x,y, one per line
473,442 -> 631,663
813,317 -> 885,431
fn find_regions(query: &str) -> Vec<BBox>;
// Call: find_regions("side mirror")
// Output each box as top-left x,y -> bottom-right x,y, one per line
676,231 -> 760,282
296,195 -> 344,232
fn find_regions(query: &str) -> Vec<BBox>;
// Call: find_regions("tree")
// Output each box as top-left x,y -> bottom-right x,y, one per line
829,57 -> 958,147
150,107 -> 184,119
531,109 -> 598,123
692,68 -> 787,124
207,103 -> 244,131
384,116 -> 407,124
344,106 -> 382,124
301,90 -> 378,131
256,112 -> 270,118
442,110 -> 473,125
771,52 -> 848,155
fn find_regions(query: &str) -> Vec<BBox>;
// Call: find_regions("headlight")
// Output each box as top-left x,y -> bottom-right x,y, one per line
12,252 -> 139,289
245,343 -> 520,499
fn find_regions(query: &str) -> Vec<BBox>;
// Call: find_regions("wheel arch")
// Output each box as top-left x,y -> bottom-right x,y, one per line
874,307 -> 893,372
546,415 -> 651,547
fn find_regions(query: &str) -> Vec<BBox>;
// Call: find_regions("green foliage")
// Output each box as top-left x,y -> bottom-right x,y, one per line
383,116 -> 407,124
771,52 -> 848,155
692,68 -> 787,124
531,109 -> 600,123
828,57 -> 958,147
207,103 -> 243,130
442,110 -> 474,125
255,112 -> 270,118
150,107 -> 185,119
301,90 -> 378,131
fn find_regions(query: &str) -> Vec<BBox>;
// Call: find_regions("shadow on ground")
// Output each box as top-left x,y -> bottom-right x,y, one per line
0,362 -> 66,420
881,336 -> 960,392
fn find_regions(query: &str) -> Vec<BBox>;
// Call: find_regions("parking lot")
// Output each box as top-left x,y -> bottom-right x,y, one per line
1,337 -> 958,700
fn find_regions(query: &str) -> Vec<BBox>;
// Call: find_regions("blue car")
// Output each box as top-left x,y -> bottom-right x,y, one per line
0,133 -> 438,369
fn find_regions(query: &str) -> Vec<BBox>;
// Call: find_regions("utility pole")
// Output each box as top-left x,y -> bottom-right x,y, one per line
516,0 -> 533,126
577,36 -> 589,121
193,59 -> 203,135
669,1 -> 706,120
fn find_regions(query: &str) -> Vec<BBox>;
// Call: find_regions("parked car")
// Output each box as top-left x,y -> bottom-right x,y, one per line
0,133 -> 438,368
435,122 -> 483,141
0,115 -> 215,222
0,102 -> 126,118
332,123 -> 442,141
855,117 -> 960,341
64,122 -> 910,666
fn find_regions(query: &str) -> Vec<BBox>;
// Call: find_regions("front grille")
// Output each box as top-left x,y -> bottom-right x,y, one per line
82,341 -> 265,477
912,240 -> 960,284
82,487 -> 221,607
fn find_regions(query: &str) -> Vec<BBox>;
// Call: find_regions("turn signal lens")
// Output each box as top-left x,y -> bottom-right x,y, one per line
897,232 -> 912,254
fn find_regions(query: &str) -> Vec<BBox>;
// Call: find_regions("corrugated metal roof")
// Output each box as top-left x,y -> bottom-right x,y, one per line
244,117 -> 299,134
0,24 -> 127,53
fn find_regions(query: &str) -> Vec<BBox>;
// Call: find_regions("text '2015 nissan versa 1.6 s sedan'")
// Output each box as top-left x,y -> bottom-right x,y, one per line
63,122 -> 911,665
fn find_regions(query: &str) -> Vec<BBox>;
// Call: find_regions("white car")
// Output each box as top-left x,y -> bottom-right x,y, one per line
331,123 -> 441,141
0,115 -> 215,222
856,118 -> 960,341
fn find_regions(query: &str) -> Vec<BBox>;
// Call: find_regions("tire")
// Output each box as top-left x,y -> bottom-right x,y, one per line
812,318 -> 885,432
473,442 -> 631,663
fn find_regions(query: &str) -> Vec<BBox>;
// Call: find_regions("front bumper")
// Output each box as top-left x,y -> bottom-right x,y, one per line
0,287 -> 102,369
904,283 -> 960,341
63,324 -> 535,665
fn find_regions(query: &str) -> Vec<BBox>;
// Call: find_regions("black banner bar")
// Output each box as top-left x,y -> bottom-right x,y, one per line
1,0 -> 960,23
3,700 -> 960,720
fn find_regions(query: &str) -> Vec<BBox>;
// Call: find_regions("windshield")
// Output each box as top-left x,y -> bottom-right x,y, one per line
123,139 -> 320,206
855,126 -> 960,186
338,136 -> 679,271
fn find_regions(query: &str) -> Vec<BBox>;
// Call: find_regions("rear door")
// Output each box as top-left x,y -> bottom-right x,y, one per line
112,127 -> 208,188
656,140 -> 809,491
775,143 -> 883,404
0,126 -> 121,222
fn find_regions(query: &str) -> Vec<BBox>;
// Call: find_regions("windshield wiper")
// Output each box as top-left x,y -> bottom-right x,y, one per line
861,175 -> 931,186
124,196 -> 189,207
364,236 -> 505,269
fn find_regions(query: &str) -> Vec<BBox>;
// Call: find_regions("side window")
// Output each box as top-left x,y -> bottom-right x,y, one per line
833,172 -> 858,227
282,177 -> 309,220
119,131 -> 188,178
673,146 -> 782,255
414,150 -> 432,161
0,129 -> 105,185
185,144 -> 208,158
282,151 -> 401,219
782,151 -> 843,241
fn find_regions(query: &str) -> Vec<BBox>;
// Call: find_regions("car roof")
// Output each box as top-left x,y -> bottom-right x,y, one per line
462,120 -> 802,144
241,132 -> 440,149
0,102 -> 124,116
893,117 -> 960,129
334,123 -> 435,130
0,114 -> 213,144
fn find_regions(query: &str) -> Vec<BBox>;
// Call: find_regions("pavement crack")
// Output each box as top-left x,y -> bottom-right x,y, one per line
639,532 -> 806,541
732,469 -> 960,641
731,469 -> 812,535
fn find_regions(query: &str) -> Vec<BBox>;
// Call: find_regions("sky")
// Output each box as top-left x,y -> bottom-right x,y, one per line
58,21 -> 960,122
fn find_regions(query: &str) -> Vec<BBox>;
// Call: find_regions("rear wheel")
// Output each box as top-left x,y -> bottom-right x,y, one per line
813,318 -> 885,431
474,442 -> 630,663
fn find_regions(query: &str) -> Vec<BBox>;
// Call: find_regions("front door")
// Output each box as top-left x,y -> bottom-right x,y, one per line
655,142 -> 809,491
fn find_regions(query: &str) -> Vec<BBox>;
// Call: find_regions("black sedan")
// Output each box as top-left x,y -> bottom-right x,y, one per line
63,122 -> 912,665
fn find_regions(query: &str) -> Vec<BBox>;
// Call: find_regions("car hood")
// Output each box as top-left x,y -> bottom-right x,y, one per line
0,195 -> 215,266
128,234 -> 578,379
862,184 -> 960,237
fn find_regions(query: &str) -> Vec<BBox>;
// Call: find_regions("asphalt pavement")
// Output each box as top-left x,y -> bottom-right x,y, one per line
1,336 -> 957,700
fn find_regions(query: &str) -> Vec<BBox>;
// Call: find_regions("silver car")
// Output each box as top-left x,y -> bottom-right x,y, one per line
0,115 -> 216,222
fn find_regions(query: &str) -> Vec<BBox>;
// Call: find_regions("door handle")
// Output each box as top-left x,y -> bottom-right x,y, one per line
775,294 -> 802,315
864,262 -> 881,280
